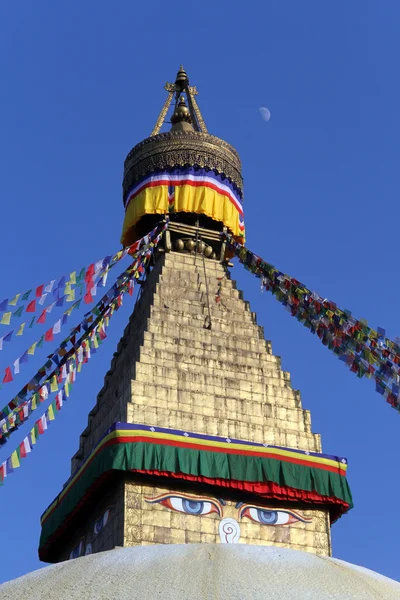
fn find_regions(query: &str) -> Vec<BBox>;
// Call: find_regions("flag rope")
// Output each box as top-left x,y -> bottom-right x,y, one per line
224,233 -> 400,412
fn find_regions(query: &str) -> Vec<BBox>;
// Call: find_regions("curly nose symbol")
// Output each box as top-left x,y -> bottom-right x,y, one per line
219,518 -> 241,544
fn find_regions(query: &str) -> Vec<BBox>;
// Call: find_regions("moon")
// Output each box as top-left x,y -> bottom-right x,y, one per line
259,107 -> 271,122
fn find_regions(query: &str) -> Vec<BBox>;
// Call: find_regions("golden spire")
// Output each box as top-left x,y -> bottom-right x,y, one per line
150,66 -> 208,136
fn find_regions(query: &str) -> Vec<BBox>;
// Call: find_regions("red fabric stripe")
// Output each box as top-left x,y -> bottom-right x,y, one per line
126,179 -> 243,215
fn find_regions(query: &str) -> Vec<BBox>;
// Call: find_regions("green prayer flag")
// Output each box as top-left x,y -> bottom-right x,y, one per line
21,290 -> 32,301
13,306 -> 23,318
76,268 -> 85,284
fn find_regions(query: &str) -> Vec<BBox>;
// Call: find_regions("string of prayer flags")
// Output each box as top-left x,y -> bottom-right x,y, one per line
0,271 -> 130,441
0,223 -> 166,357
223,232 -> 400,413
0,243 -> 128,322
0,240 -> 162,485
0,223 -> 165,438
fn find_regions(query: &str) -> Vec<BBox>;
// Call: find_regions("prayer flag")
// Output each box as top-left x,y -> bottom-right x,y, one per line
36,285 -> 44,298
37,310 -> 46,324
38,293 -> 48,305
3,367 -> 13,383
0,299 -> 8,312
9,294 -> 20,306
66,289 -> 75,302
37,414 -> 47,434
13,306 -> 23,318
47,404 -> 55,421
53,319 -> 61,335
17,322 -> 26,336
44,328 -> 54,342
27,342 -> 37,356
50,376 -> 58,393
21,290 -> 31,301
3,330 -> 13,343
10,450 -> 20,469
0,312 -> 11,325
26,300 -> 36,313
44,280 -> 55,293
13,359 -> 20,375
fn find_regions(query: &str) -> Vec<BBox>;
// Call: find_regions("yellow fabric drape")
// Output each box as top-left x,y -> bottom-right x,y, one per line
121,184 -> 245,245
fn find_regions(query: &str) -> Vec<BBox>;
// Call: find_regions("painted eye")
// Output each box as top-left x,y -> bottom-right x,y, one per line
93,507 -> 113,536
69,539 -> 85,559
145,493 -> 222,517
169,497 -> 216,515
94,517 -> 103,536
239,505 -> 312,526
85,543 -> 92,556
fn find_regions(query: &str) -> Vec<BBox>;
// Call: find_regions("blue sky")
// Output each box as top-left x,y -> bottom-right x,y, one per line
1,0 -> 399,584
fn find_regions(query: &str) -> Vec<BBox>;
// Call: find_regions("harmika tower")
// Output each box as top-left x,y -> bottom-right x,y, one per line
38,67 -> 352,563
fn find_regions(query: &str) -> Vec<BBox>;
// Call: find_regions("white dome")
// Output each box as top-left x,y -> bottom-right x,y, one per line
1,545 -> 399,600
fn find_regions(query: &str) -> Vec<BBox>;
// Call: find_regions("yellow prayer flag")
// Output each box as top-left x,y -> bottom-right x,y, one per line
0,312 -> 11,325
17,322 -> 26,336
66,289 -> 75,302
8,294 -> 20,306
50,376 -> 58,393
68,271 -> 76,285
30,428 -> 37,445
64,382 -> 70,397
31,394 -> 37,411
47,404 -> 55,421
64,283 -> 72,295
11,450 -> 20,469
77,361 -> 82,373
27,342 -> 37,356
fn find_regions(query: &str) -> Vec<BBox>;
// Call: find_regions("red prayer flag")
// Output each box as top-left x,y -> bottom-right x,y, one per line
36,285 -> 44,298
3,367 -> 13,383
26,299 -> 36,313
37,309 -> 47,324
85,264 -> 95,281
19,441 -> 27,459
84,291 -> 93,304
44,328 -> 54,342
37,417 -> 44,434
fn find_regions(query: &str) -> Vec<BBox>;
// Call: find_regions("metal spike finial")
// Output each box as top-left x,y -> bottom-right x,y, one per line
150,67 -> 208,136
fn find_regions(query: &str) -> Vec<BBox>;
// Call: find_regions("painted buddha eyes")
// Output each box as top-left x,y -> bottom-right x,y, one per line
145,493 -> 223,517
93,507 -> 112,536
145,493 -> 311,527
238,504 -> 312,526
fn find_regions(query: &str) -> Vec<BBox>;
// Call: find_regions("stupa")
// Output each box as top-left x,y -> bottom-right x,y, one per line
2,67 -> 399,599
37,66 -> 351,563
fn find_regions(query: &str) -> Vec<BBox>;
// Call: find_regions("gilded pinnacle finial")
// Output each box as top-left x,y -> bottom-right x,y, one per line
170,96 -> 193,132
175,65 -> 189,91
150,67 -> 208,136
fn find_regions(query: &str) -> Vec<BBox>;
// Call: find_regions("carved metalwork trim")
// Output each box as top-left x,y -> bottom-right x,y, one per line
123,131 -> 242,198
